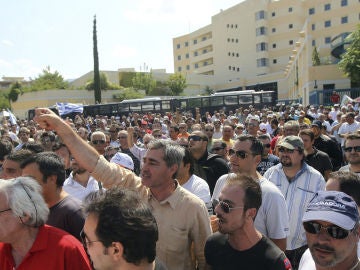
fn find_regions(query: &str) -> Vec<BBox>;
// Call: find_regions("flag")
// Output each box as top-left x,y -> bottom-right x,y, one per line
341,94 -> 353,106
6,109 -> 17,125
56,102 -> 84,116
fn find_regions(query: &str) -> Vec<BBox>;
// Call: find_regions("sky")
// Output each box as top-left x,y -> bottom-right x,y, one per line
1,0 -> 243,81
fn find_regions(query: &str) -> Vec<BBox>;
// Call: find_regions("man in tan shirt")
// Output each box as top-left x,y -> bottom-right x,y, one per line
34,108 -> 211,270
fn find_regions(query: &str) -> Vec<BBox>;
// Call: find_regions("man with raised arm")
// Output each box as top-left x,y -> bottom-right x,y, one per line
34,108 -> 211,270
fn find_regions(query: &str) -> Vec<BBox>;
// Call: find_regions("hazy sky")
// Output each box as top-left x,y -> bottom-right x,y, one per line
1,0 -> 243,80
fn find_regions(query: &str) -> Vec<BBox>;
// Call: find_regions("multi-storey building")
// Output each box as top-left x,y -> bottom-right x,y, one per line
173,0 -> 359,104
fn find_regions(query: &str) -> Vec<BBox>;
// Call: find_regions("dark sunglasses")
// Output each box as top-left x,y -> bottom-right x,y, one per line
303,221 -> 353,239
92,140 -> 105,145
212,199 -> 244,214
188,135 -> 204,141
343,146 -> 360,153
263,143 -> 271,148
228,149 -> 250,159
278,147 -> 295,154
205,129 -> 214,132
212,147 -> 224,152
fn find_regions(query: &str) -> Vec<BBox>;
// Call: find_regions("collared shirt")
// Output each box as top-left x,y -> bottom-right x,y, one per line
91,156 -> 211,270
264,163 -> 325,250
0,225 -> 91,270
63,172 -> 100,201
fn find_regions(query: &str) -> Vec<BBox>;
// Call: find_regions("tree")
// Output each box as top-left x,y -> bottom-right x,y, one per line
132,71 -> 157,94
85,72 -> 121,90
93,15 -> 101,103
338,25 -> 360,84
167,73 -> 187,96
312,47 -> 320,66
30,66 -> 68,90
204,85 -> 214,95
113,88 -> 145,101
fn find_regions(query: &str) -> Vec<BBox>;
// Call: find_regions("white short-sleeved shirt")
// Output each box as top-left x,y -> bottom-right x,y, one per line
63,173 -> 100,201
212,173 -> 290,240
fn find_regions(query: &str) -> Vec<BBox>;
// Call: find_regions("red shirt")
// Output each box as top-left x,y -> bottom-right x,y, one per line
0,225 -> 91,270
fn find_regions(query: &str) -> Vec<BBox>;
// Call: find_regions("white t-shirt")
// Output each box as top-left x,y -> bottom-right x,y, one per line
182,174 -> 212,213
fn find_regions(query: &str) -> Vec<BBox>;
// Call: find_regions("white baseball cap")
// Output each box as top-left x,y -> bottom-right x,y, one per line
110,152 -> 134,171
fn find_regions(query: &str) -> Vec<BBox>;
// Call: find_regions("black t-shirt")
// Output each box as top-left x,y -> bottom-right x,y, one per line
205,232 -> 292,270
305,148 -> 333,175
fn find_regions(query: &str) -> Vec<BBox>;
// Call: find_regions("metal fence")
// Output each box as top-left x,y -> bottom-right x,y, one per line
309,88 -> 360,106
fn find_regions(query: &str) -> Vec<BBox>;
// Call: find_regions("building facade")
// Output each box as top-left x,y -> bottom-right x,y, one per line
173,0 -> 359,104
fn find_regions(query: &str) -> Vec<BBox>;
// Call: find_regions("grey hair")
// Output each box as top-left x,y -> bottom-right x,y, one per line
147,140 -> 185,179
0,177 -> 49,227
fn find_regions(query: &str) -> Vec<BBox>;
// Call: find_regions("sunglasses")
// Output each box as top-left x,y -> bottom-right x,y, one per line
343,146 -> 360,153
188,135 -> 204,141
212,199 -> 244,214
205,129 -> 214,132
263,143 -> 271,148
212,147 -> 224,152
228,149 -> 250,159
278,147 -> 296,154
303,221 -> 353,239
92,140 -> 105,145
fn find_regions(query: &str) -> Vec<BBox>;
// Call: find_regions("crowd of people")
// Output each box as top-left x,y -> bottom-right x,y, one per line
0,100 -> 359,270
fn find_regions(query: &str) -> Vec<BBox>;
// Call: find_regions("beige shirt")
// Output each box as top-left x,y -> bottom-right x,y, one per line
92,156 -> 212,270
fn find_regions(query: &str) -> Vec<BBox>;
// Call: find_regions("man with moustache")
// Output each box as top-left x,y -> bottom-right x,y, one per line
264,136 -> 325,269
212,135 -> 289,251
205,174 -> 292,270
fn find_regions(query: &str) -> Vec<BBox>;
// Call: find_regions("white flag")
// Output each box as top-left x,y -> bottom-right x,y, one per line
56,102 -> 84,116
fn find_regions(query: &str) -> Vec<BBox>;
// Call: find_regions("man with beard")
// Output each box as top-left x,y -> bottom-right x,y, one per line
299,191 -> 360,270
264,136 -> 325,269
205,173 -> 292,270
340,133 -> 360,175
63,156 -> 101,201
211,135 -> 289,251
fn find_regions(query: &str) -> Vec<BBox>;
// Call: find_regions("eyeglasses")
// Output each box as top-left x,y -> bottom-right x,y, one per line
228,149 -> 250,159
19,181 -> 38,226
278,147 -> 296,154
80,230 -> 103,249
263,143 -> 271,148
212,199 -> 244,214
92,140 -> 106,145
303,221 -> 353,239
118,136 -> 127,139
188,135 -> 204,142
211,147 -> 224,152
205,129 -> 214,132
343,146 -> 360,153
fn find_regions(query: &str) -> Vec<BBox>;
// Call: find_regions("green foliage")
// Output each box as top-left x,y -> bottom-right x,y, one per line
119,72 -> 136,87
93,15 -> 101,103
203,85 -> 214,95
132,72 -> 157,94
30,66 -> 68,91
85,73 -> 121,90
167,73 -> 187,96
0,95 -> 10,110
312,47 -> 321,66
112,88 -> 145,101
339,25 -> 360,83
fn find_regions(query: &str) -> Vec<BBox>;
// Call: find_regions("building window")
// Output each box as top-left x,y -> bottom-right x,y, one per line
228,52 -> 231,56
186,65 -> 190,70
272,28 -> 276,33
194,51 -> 198,56
255,10 -> 266,20
256,26 -> 267,36
272,12 -> 275,17
185,41 -> 188,47
289,7 -> 293,12
325,37 -> 331,44
236,39 -> 239,43
341,16 -> 348,24
256,42 -> 268,52
272,43 -> 277,48
289,24 -> 293,29
324,4 -> 331,11
236,53 -> 239,57
232,52 -> 235,56
177,55 -> 181,61
231,38 -> 234,42
194,63 -> 199,69
202,36 -> 207,41
186,53 -> 189,59
309,8 -> 315,15
193,39 -> 197,45
237,68 -> 240,72
289,40 -> 294,45
273,59 -> 277,64
232,67 -> 235,71
203,49 -> 207,54
176,44 -> 180,49
312,24 -> 315,31
235,24 -> 238,28
257,58 -> 269,67
204,61 -> 208,66
229,66 -> 232,70
325,20 -> 331,28
227,38 -> 230,42
227,24 -> 229,28
312,40 -> 316,46
178,67 -> 182,72
341,0 -> 348,6
231,24 -> 233,28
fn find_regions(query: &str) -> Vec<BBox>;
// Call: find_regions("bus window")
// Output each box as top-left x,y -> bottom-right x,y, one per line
130,102 -> 142,111
141,101 -> 154,111
202,97 -> 210,108
188,98 -> 202,108
210,96 -> 224,106
262,93 -> 273,103
162,100 -> 171,110
238,95 -> 252,104
180,100 -> 188,110
224,95 -> 238,105
253,94 -> 261,104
